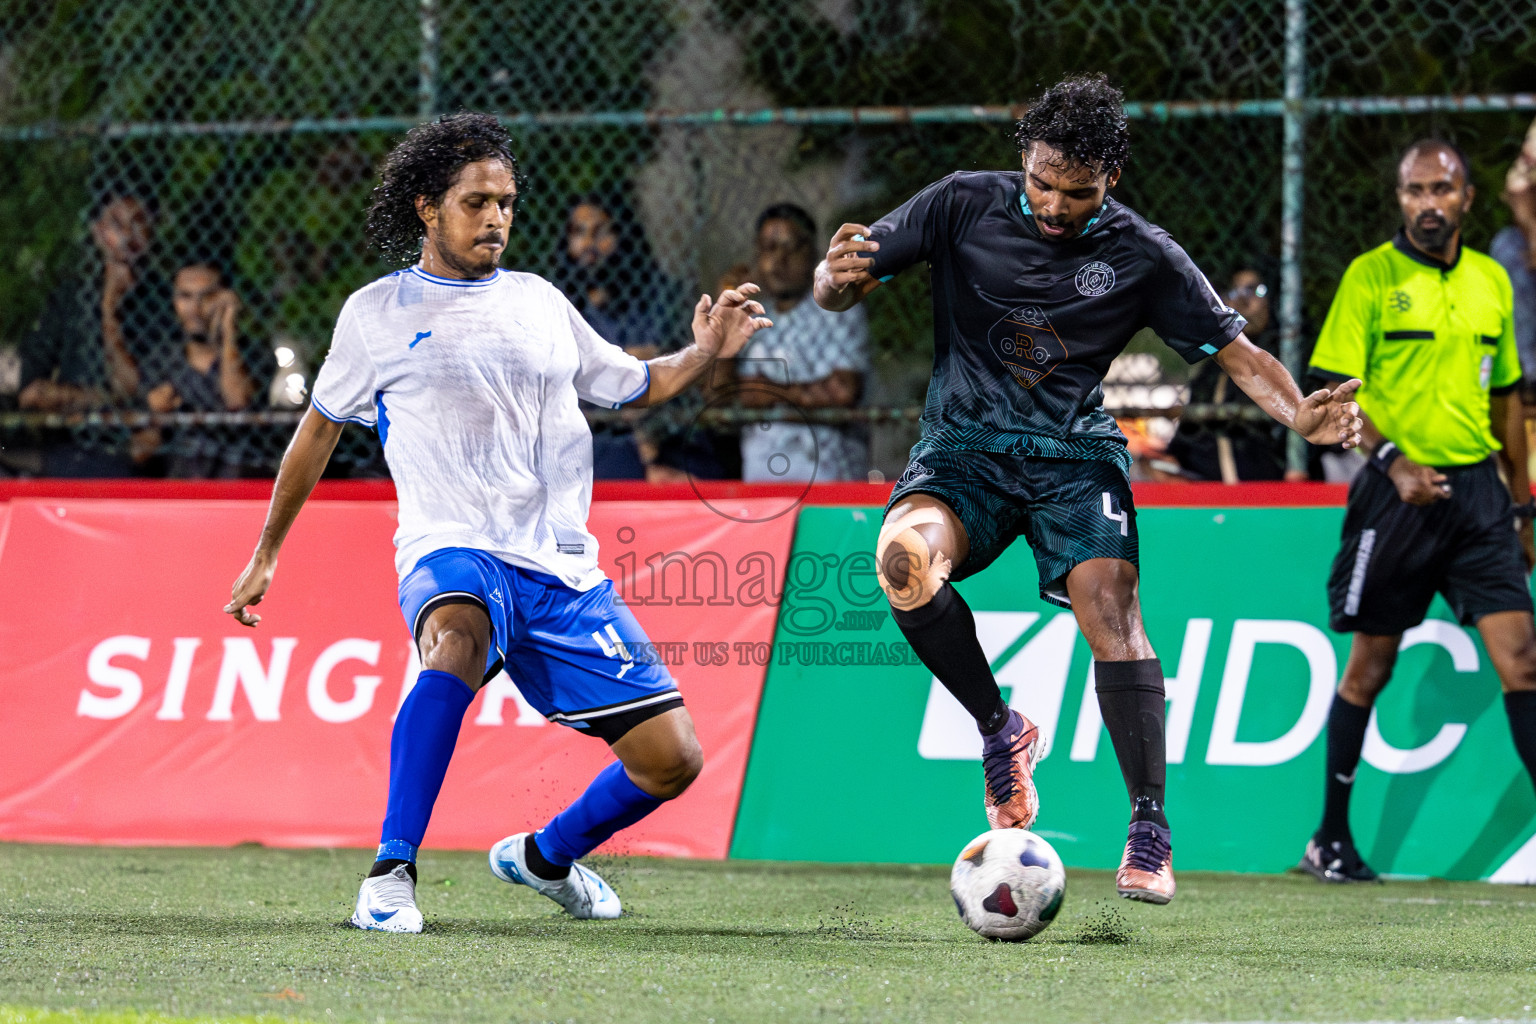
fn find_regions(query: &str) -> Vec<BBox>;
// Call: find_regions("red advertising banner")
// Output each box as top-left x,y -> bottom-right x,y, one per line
0,497 -> 795,858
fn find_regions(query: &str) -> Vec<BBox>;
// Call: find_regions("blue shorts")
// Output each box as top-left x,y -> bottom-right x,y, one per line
398,547 -> 681,739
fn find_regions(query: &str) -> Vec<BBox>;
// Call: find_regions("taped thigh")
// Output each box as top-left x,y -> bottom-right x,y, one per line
876,506 -> 955,611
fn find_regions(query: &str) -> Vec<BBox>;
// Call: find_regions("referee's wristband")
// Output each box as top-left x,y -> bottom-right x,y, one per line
1371,441 -> 1403,472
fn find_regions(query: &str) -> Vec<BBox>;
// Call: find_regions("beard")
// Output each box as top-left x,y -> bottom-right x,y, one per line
1407,214 -> 1455,253
438,241 -> 501,279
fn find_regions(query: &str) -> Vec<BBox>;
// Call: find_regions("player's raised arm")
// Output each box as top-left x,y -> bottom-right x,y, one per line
224,406 -> 344,626
628,285 -> 771,407
1213,334 -> 1364,448
814,223 -> 882,311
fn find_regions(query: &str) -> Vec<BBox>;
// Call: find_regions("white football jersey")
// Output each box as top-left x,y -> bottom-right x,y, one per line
310,266 -> 649,588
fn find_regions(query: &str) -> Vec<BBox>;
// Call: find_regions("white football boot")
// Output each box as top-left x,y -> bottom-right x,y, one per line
488,831 -> 622,920
350,864 -> 424,933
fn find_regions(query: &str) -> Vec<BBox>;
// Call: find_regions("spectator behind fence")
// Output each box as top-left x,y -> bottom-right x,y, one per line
733,203 -> 869,482
1491,115 -> 1536,390
17,194 -> 177,475
553,192 -> 676,479
143,262 -> 258,478
1164,267 -> 1290,482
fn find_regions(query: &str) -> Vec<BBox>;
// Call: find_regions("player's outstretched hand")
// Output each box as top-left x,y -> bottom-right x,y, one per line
824,223 -> 879,291
692,282 -> 772,359
225,552 -> 276,628
1295,377 -> 1363,449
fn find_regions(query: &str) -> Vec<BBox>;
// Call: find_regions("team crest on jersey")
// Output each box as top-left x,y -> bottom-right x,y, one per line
898,462 -> 934,486
1388,290 -> 1411,312
1074,261 -> 1115,297
988,304 -> 1067,390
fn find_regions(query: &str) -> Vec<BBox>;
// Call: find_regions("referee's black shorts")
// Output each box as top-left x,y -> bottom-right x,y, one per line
1327,456 -> 1533,635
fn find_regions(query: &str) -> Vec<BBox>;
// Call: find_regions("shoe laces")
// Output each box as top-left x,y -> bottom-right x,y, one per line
1125,822 -> 1170,873
369,869 -> 416,910
981,733 -> 1023,804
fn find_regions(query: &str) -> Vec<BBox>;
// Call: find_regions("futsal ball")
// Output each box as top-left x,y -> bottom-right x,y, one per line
949,828 -> 1066,941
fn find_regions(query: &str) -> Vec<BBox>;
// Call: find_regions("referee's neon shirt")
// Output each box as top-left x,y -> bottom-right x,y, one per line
1310,230 -> 1520,467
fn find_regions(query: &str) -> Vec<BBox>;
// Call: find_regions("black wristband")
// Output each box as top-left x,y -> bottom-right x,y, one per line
1372,441 -> 1403,471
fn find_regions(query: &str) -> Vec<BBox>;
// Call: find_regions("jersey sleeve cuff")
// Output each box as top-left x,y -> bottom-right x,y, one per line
1491,380 -> 1522,397
614,364 -> 651,408
1185,319 -> 1246,362
311,395 -> 375,426
1308,365 -> 1360,385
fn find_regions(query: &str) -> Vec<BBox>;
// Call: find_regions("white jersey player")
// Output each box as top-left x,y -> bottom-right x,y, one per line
225,113 -> 770,933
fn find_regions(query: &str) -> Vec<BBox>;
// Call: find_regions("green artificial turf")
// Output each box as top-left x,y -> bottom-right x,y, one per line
1,843 -> 1533,1024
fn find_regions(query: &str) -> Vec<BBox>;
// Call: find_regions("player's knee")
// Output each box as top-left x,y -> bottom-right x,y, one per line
876,519 -> 954,612
1338,639 -> 1399,704
419,626 -> 487,690
669,738 -> 705,797
1339,663 -> 1393,705
1070,559 -> 1139,614
641,737 -> 703,800
1337,678 -> 1380,706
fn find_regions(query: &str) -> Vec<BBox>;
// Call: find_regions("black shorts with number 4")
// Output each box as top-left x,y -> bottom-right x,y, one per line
886,449 -> 1138,608
1328,456 -> 1532,635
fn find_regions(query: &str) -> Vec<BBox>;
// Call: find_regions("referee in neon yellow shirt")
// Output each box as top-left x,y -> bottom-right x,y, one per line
1302,139 -> 1536,883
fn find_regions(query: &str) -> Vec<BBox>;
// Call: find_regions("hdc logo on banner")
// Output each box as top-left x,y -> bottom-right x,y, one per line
732,507 -> 1536,881
914,614 -> 1473,775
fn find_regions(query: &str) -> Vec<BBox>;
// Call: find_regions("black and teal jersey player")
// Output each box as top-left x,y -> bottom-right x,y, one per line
810,72 -> 1364,908
858,167 -> 1293,587
868,170 -> 1247,472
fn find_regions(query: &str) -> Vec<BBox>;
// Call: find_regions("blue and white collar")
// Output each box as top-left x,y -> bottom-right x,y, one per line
408,266 -> 503,287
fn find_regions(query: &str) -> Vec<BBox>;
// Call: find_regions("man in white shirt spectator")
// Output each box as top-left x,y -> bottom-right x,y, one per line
734,203 -> 870,482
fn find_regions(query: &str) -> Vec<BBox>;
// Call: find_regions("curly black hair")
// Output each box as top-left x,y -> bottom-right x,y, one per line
1013,73 -> 1131,175
365,112 -> 519,262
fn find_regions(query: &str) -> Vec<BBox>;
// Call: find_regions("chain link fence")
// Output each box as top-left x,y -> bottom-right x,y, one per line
1,0 -> 1533,480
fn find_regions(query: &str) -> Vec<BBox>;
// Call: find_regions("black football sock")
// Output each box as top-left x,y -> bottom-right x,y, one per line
1503,691 -> 1536,792
524,832 -> 572,882
1095,659 -> 1168,828
890,584 -> 1010,735
1319,693 -> 1371,841
368,858 -> 417,883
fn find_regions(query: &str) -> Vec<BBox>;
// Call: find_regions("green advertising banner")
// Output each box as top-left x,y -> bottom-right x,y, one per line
731,505 -> 1536,880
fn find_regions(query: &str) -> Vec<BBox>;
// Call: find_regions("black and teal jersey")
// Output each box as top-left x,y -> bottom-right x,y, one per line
866,171 -> 1246,467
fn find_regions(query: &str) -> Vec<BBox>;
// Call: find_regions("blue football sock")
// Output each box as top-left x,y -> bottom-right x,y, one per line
377,669 -> 475,859
534,760 -> 664,866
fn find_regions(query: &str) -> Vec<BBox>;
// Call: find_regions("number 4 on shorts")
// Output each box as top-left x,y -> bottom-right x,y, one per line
592,623 -> 636,678
1101,492 -> 1128,536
